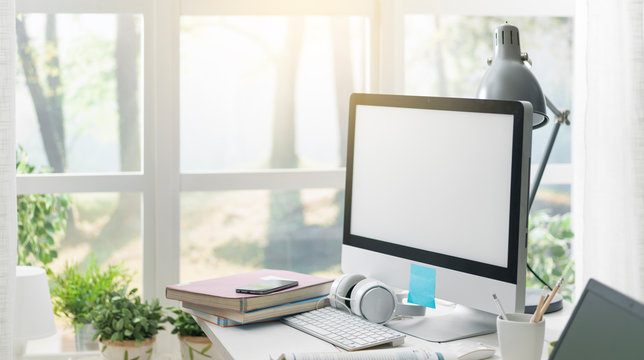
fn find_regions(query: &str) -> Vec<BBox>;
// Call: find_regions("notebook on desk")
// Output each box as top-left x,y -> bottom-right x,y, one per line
549,278 -> 644,359
166,269 -> 332,312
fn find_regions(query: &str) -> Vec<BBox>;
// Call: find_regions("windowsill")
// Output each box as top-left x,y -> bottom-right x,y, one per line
24,330 -> 181,360
24,352 -> 101,360
23,352 -> 180,360
24,331 -> 100,359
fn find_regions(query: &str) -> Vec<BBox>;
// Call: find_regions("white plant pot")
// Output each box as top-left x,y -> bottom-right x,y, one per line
74,323 -> 99,351
100,337 -> 155,360
178,335 -> 215,360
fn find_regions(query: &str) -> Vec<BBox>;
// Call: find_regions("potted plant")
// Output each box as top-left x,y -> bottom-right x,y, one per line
50,255 -> 132,351
89,288 -> 165,360
167,307 -> 215,360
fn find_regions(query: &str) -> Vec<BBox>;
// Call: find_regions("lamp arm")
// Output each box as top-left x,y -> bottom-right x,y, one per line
545,96 -> 571,123
528,96 -> 571,210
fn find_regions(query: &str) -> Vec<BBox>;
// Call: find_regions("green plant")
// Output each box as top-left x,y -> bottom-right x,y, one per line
167,307 -> 206,337
50,254 -> 132,326
167,308 -> 213,359
16,146 -> 71,272
527,211 -> 575,301
90,288 -> 165,345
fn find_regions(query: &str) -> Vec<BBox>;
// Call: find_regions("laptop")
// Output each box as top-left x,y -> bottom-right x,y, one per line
549,278 -> 644,359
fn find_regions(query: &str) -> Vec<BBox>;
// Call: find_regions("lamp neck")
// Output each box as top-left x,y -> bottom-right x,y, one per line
14,340 -> 27,360
493,24 -> 522,61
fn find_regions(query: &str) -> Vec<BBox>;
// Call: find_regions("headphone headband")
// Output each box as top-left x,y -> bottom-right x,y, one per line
329,274 -> 426,324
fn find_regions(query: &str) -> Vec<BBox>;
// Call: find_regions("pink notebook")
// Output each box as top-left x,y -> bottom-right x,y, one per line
166,269 -> 333,312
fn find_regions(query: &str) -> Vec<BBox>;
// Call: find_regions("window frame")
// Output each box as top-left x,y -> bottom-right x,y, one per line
15,1 -> 574,356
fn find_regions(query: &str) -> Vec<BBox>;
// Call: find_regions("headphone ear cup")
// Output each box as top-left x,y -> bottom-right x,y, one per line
350,279 -> 396,324
329,274 -> 366,311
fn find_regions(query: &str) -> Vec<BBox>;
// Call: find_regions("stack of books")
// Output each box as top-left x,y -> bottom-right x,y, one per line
166,269 -> 333,327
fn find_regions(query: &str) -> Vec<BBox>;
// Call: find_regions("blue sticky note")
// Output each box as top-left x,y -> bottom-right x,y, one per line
408,263 -> 436,309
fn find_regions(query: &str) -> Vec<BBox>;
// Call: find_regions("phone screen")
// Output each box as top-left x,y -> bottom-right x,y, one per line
235,279 -> 299,295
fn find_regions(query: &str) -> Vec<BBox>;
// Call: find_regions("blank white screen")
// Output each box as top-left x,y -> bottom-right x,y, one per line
350,105 -> 514,268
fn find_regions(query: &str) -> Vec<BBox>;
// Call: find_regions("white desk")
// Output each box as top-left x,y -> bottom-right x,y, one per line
196,302 -> 572,360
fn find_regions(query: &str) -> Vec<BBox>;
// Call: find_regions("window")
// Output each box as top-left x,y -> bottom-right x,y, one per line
179,13 -> 369,281
180,189 -> 344,282
16,14 -> 142,174
180,16 -> 369,171
16,7 -> 145,353
16,0 -> 574,356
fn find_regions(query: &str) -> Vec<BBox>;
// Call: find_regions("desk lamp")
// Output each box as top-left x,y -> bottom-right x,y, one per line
14,266 -> 56,360
477,23 -> 571,313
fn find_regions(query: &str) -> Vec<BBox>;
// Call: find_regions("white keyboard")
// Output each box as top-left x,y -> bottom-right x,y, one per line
281,306 -> 406,351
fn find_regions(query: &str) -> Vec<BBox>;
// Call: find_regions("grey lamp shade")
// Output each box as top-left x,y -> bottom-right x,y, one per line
477,24 -> 548,129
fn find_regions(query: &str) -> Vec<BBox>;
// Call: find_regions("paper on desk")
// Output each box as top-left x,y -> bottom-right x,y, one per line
274,347 -> 456,360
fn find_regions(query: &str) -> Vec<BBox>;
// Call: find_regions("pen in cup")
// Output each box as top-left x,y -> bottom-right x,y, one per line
492,293 -> 507,320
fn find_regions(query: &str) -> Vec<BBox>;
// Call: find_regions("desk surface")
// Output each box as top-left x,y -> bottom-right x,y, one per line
197,301 -> 572,360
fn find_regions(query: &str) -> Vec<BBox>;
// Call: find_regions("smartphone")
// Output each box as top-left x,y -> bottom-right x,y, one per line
235,279 -> 299,295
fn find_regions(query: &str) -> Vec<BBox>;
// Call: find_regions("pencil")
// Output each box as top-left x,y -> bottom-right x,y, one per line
536,278 -> 563,322
531,294 -> 546,323
531,286 -> 550,322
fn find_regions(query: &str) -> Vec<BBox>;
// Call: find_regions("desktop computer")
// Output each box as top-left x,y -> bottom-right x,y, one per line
341,93 -> 532,342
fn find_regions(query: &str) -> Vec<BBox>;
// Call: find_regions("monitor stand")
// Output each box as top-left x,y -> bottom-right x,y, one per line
385,305 -> 497,343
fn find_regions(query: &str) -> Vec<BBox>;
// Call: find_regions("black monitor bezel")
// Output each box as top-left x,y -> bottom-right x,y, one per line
343,93 -> 528,284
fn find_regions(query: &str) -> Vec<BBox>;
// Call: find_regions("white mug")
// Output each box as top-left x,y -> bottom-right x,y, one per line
497,313 -> 545,360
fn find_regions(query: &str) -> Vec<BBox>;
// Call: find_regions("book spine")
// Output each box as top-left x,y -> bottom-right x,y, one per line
244,284 -> 332,311
182,307 -> 243,327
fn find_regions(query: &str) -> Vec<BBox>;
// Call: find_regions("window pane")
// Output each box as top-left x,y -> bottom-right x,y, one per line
404,16 -> 573,165
16,14 -> 143,173
180,189 -> 344,282
19,192 -> 142,353
531,184 -> 571,216
180,16 -> 369,171
527,185 -> 573,299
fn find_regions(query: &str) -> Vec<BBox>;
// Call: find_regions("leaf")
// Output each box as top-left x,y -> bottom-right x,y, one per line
199,343 -> 213,357
44,221 -> 55,233
549,245 -> 566,258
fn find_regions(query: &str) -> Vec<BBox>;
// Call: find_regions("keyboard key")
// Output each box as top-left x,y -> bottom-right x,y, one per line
303,324 -> 331,336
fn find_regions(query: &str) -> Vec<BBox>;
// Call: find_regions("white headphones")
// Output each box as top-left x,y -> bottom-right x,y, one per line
328,273 -> 426,324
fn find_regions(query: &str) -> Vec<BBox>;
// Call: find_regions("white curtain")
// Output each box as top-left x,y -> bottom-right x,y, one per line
0,0 -> 16,357
573,0 -> 644,301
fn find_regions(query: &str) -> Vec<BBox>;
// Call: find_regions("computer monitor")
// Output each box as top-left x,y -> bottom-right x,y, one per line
342,94 -> 532,341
